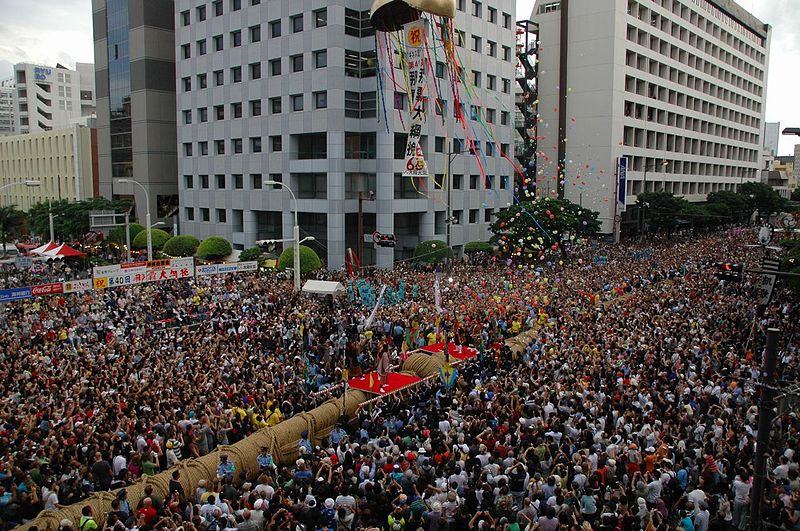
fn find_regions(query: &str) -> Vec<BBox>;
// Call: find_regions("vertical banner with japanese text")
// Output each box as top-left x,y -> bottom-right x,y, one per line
401,19 -> 429,178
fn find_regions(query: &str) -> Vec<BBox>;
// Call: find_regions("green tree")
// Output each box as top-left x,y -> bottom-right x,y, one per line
489,197 -> 600,257
637,192 -> 688,234
108,223 -> 145,246
464,241 -> 494,254
0,205 -> 26,256
277,244 -> 322,273
239,247 -> 263,261
741,181 -> 790,215
196,236 -> 233,260
707,190 -> 751,224
132,228 -> 171,251
413,240 -> 453,263
28,198 -> 132,242
162,235 -> 200,257
791,188 -> 800,202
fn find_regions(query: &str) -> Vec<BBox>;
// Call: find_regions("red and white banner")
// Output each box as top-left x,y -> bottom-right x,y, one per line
31,283 -> 64,296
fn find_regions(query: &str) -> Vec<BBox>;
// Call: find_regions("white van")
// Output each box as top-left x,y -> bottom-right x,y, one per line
0,243 -> 20,258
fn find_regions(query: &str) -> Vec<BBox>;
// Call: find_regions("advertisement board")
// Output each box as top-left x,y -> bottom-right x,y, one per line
63,279 -> 92,293
0,287 -> 32,302
196,261 -> 258,276
93,257 -> 195,289
31,283 -> 64,296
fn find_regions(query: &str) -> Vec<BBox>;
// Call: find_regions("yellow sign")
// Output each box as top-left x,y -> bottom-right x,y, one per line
406,25 -> 423,47
93,277 -> 108,290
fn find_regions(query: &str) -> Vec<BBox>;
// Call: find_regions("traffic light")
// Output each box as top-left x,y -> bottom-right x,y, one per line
713,262 -> 743,282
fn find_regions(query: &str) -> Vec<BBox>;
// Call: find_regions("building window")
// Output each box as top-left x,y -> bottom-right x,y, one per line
184,175 -> 194,188
503,12 -> 511,28
488,6 -> 496,23
197,73 -> 207,89
214,70 -> 224,85
233,174 -> 243,189
217,209 -> 227,223
486,108 -> 495,123
487,40 -> 496,57
469,209 -> 478,223
197,5 -> 206,21
314,50 -> 327,68
291,14 -> 303,33
345,132 -> 376,159
435,137 -> 444,153
181,10 -> 190,26
487,74 -> 496,90
472,1 -> 481,17
501,111 -> 509,125
251,137 -> 262,153
232,138 -> 243,154
199,107 -> 208,122
199,142 -> 208,155
314,91 -> 327,109
344,49 -> 377,78
251,174 -> 262,189
470,174 -> 479,189
270,20 -> 281,38
182,110 -> 192,124
472,70 -> 481,87
231,66 -> 242,83
471,35 -> 481,52
502,78 -> 510,93
436,62 -> 445,78
231,0 -> 241,11
181,44 -> 191,59
502,45 -> 511,61
250,100 -> 261,116
214,105 -> 224,120
296,173 -> 327,199
269,174 -> 283,189
394,92 -> 406,110
185,207 -> 194,221
250,25 -> 261,42
500,143 -> 509,155
291,94 -> 304,111
453,174 -> 463,189
486,142 -> 495,156
270,97 -> 281,114
197,39 -> 207,55
266,60 -> 280,77
314,8 -> 327,27
215,140 -> 225,155
213,0 -> 222,16
485,208 -> 493,222
291,54 -> 303,72
201,208 -> 210,222
231,30 -> 242,47
213,35 -> 223,51
457,0 -> 465,11
183,142 -> 192,156
216,174 -> 226,189
200,175 -> 209,188
271,136 -> 282,151
231,102 -> 242,118
249,62 -> 261,79
344,9 -> 374,38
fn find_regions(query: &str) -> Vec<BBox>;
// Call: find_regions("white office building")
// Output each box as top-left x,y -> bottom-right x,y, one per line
529,0 -> 770,236
176,0 -> 517,269
0,79 -> 15,136
12,62 -> 96,135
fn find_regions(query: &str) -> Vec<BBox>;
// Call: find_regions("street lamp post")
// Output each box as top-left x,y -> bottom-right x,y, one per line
117,179 -> 154,261
445,141 -> 462,249
264,180 -> 301,291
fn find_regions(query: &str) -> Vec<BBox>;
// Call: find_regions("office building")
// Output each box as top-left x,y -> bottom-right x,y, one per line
12,62 -> 96,134
0,79 -> 15,136
763,121 -> 779,157
176,0 -> 517,269
92,0 -> 179,227
0,124 -> 98,210
530,0 -> 770,236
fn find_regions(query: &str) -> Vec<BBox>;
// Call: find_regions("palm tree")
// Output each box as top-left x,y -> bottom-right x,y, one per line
0,205 -> 26,257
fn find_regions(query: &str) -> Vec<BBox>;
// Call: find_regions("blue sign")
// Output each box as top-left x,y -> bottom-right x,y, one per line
34,67 -> 52,81
0,287 -> 32,303
617,157 -> 628,210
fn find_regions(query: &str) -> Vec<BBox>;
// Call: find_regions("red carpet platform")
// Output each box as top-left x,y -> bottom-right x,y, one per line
419,343 -> 479,360
348,371 -> 422,395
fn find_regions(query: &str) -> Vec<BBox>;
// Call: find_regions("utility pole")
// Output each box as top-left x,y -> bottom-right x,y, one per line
445,141 -> 460,249
750,328 -> 780,530
358,190 -> 375,267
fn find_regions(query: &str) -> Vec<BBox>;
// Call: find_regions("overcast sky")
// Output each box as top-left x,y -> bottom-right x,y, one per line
0,0 -> 797,155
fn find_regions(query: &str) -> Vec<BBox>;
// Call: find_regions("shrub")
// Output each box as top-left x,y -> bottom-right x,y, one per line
277,245 -> 322,274
464,241 -> 494,254
239,247 -> 263,262
196,236 -> 233,260
162,235 -> 200,257
108,223 -> 145,245
414,240 -> 453,263
131,228 -> 171,251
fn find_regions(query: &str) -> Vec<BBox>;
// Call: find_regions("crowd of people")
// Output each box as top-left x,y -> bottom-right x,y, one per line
0,228 -> 798,531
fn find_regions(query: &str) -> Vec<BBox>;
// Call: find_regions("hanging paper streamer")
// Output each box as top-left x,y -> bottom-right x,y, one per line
364,285 -> 388,329
401,20 -> 430,178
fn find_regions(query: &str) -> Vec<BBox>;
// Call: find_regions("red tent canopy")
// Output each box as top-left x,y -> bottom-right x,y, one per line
43,243 -> 86,258
30,241 -> 59,255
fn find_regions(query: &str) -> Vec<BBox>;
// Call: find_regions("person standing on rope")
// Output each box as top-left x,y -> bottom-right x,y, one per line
377,345 -> 391,392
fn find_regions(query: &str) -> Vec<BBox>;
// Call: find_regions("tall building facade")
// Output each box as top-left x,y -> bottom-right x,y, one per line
175,0 -> 517,269
530,0 -> 770,236
11,62 -> 96,135
763,121 -> 780,157
0,79 -> 15,136
0,124 -> 98,210
92,0 -> 179,227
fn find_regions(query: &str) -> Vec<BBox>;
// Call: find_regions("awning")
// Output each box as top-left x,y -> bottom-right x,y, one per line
30,241 -> 59,255
43,243 -> 86,258
301,280 -> 345,296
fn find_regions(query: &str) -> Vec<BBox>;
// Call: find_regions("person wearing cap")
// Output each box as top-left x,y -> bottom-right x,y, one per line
217,454 -> 235,480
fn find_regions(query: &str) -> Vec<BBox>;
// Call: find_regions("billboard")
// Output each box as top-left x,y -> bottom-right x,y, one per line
93,257 -> 195,289
0,287 -> 32,302
196,261 -> 258,276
